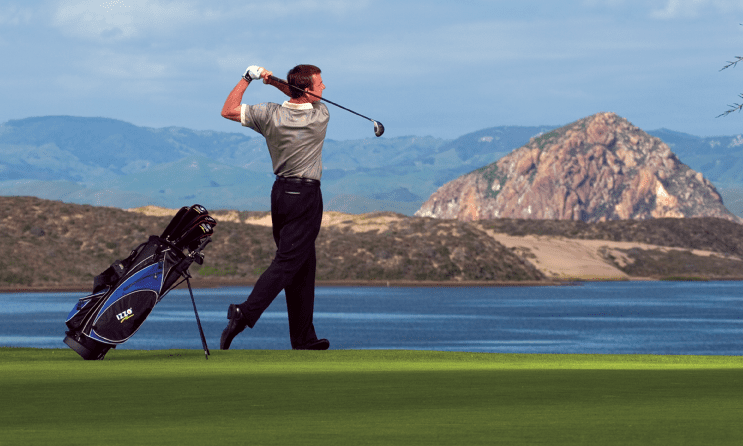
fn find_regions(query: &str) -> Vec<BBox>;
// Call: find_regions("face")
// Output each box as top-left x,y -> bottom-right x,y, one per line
306,74 -> 325,99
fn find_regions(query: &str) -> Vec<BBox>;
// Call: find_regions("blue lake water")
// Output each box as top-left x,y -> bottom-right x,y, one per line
1,281 -> 742,355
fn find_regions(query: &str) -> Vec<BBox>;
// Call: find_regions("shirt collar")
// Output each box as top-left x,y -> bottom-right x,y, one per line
282,101 -> 314,110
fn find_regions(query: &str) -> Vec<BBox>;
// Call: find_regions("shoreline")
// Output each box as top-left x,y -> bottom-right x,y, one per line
2,276 -> 737,294
0,279 -> 570,293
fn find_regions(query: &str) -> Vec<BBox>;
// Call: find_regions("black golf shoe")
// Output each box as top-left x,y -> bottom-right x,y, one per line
220,304 -> 248,350
293,338 -> 330,350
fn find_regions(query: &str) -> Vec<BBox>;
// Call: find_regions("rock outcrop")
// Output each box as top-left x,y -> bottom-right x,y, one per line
416,113 -> 739,223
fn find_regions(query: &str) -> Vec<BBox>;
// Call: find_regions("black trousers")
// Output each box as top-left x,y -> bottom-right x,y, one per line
241,178 -> 323,348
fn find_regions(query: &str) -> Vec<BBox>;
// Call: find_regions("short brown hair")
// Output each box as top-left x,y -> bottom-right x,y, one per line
287,64 -> 322,99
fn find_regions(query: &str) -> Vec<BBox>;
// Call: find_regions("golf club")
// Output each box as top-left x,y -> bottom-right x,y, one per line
268,75 -> 384,137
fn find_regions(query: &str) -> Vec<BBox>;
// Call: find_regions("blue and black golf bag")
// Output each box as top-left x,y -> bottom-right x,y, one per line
64,204 -> 216,360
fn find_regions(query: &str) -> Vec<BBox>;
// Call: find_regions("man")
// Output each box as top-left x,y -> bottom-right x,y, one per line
219,64 -> 330,350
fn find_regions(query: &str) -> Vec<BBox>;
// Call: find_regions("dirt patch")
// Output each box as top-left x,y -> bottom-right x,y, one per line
488,232 -> 742,280
488,233 -> 629,280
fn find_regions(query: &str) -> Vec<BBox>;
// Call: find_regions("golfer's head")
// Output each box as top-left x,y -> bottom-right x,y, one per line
288,64 -> 322,99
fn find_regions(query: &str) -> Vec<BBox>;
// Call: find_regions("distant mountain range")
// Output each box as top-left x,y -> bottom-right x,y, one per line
2,115 -> 743,217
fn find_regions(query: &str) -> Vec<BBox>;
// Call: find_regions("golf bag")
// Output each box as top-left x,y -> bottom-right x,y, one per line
63,204 -> 216,360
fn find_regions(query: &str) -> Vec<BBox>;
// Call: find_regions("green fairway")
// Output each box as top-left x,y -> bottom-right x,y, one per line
1,348 -> 741,445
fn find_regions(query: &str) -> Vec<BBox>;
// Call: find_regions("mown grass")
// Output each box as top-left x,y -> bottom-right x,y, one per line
1,348 -> 742,445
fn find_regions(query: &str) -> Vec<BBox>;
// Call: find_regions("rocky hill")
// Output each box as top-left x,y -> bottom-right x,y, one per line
3,197 -> 743,290
416,113 -> 739,223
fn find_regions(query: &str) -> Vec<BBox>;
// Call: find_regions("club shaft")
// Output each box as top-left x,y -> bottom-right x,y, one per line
268,75 -> 376,123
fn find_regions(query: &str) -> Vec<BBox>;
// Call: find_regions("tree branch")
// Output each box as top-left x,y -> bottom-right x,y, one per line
720,56 -> 743,71
717,94 -> 743,118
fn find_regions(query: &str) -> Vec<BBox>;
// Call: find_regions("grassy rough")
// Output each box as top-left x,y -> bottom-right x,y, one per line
4,196 -> 743,287
478,217 -> 743,254
1,348 -> 742,446
0,197 -> 546,287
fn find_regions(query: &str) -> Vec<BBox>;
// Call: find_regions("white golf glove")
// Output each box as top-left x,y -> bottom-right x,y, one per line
243,65 -> 264,81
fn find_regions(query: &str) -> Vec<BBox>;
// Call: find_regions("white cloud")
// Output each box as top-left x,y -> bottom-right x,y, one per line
72,46 -> 229,82
325,15 -> 674,82
5,0 -> 740,140
0,4 -> 34,25
52,0 -> 214,41
651,0 -> 743,18
582,0 -> 633,7
91,52 -> 169,79
51,0 -> 368,41
584,0 -> 743,18
237,0 -> 369,17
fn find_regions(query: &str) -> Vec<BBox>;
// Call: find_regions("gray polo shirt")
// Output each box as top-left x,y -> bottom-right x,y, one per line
241,101 -> 329,180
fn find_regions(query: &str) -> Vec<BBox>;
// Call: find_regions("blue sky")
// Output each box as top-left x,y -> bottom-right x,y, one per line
2,0 -> 743,141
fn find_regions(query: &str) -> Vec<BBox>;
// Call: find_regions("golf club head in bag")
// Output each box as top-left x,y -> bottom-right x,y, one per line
174,215 -> 215,245
175,216 -> 217,259
176,222 -> 214,251
159,206 -> 189,240
175,214 -> 216,240
161,204 -> 209,242
64,204 -> 215,360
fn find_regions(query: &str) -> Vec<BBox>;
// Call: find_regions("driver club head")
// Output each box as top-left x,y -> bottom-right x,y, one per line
373,120 -> 384,137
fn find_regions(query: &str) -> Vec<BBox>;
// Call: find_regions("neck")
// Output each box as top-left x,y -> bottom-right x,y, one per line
289,96 -> 314,104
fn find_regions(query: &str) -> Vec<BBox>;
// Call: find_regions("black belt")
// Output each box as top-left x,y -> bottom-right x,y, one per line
276,176 -> 320,186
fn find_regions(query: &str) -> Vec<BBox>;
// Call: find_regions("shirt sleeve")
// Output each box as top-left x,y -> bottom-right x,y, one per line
241,103 -> 273,136
240,104 -> 251,127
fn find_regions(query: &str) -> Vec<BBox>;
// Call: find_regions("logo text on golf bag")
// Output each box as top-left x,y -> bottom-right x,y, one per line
116,308 -> 134,323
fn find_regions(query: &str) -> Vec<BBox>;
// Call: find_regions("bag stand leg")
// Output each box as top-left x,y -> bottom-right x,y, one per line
186,277 -> 210,359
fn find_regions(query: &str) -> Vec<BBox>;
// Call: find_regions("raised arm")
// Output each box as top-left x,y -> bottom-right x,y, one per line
221,79 -> 249,122
265,76 -> 293,97
220,66 -> 276,122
